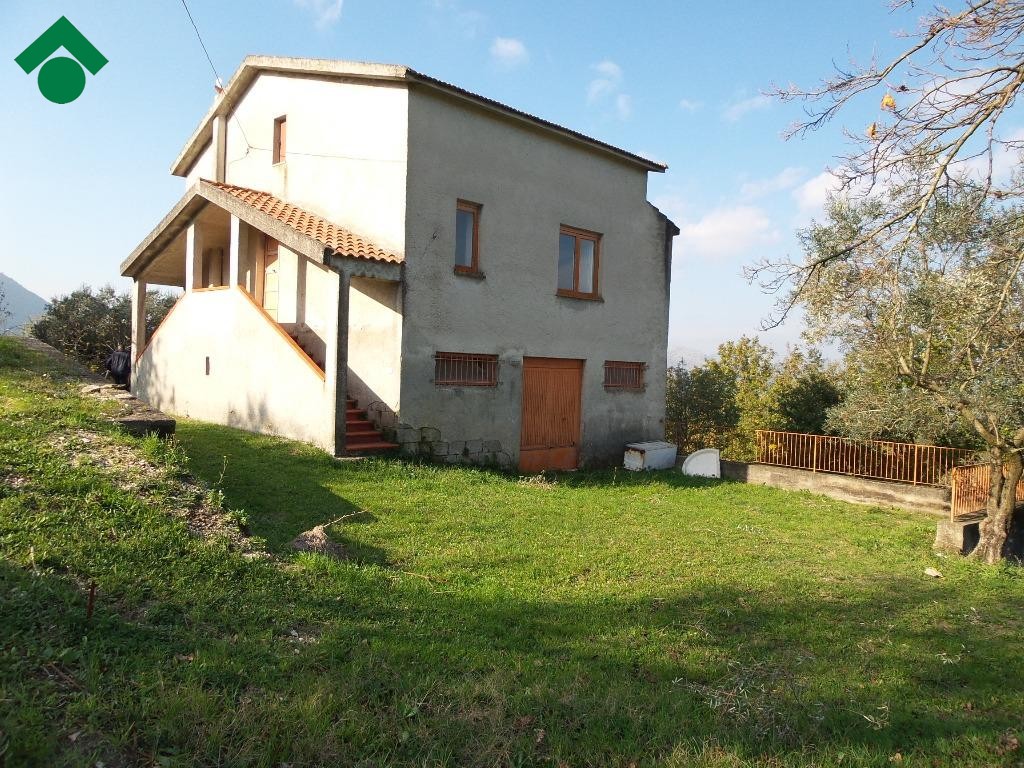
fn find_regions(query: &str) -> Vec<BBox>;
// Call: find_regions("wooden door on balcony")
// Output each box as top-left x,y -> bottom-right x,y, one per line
519,357 -> 583,472
261,238 -> 280,320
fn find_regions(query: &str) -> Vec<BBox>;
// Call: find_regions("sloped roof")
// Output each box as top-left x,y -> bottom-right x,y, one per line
121,179 -> 402,279
207,181 -> 403,264
171,56 -> 667,178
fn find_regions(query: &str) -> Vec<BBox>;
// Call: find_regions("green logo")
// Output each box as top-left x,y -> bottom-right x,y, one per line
15,16 -> 108,104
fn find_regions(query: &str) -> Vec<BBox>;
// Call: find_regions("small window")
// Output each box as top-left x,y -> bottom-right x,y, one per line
455,200 -> 481,274
434,352 -> 498,387
604,361 -> 645,390
273,116 -> 287,164
557,226 -> 600,299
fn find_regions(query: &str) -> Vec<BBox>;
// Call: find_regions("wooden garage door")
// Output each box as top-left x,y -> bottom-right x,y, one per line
520,357 -> 583,472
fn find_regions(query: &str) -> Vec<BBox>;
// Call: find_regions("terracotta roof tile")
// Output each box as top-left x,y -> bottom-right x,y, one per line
205,180 -> 403,264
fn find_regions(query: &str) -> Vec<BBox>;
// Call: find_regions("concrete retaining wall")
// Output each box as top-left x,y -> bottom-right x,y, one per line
721,460 -> 949,517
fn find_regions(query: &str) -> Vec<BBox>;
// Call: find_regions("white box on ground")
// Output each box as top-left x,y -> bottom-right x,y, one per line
624,441 -> 678,471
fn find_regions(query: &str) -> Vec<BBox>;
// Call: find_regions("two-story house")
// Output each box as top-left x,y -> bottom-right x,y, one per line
121,56 -> 678,471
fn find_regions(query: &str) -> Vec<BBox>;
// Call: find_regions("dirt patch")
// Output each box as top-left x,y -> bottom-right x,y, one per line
54,429 -> 260,555
79,383 -> 175,438
290,524 -> 346,559
4,474 -> 30,490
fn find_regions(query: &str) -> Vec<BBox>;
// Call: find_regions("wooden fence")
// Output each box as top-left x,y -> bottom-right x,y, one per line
755,430 -> 975,487
949,462 -> 1024,520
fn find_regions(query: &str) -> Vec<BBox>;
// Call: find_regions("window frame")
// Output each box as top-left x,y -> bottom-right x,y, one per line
272,116 -> 287,164
603,360 -> 646,391
434,351 -> 499,387
557,225 -> 601,300
454,200 -> 482,276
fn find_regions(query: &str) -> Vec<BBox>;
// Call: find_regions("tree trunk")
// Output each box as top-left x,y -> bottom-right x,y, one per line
974,452 -> 1023,563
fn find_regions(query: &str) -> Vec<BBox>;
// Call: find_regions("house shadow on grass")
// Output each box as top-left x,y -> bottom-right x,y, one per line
176,421 -> 386,561
159,425 -> 1024,764
4,552 -> 1023,767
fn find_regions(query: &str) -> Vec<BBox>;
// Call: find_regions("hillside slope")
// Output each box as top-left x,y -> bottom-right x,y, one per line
0,272 -> 47,333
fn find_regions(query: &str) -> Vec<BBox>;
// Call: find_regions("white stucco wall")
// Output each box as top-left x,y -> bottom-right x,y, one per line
184,141 -> 215,188
347,277 -> 402,415
218,73 -> 409,256
401,88 -> 671,466
133,286 -> 338,451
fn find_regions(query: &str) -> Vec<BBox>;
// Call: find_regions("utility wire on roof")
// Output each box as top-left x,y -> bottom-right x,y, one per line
176,0 -> 253,153
178,0 -> 221,84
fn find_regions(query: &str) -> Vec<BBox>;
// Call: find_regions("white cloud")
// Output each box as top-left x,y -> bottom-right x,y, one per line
740,166 -> 806,199
615,93 -> 632,120
677,205 -> 780,259
294,0 -> 343,28
587,60 -> 631,121
429,0 -> 485,38
722,93 -> 770,123
587,60 -> 622,103
678,98 -> 703,113
953,127 -> 1024,184
490,37 -> 528,68
651,193 -> 687,228
792,170 -> 842,219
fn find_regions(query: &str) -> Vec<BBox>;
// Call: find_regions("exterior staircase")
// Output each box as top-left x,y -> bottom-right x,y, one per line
345,397 -> 399,454
285,329 -> 325,372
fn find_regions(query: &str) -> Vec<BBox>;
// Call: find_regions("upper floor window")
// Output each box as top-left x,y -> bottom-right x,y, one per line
273,116 -> 287,164
455,200 -> 481,274
557,225 -> 600,299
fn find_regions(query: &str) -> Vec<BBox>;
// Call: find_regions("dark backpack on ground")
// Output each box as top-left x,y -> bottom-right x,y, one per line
105,350 -> 131,386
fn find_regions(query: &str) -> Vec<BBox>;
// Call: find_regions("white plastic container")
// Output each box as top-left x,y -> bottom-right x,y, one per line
680,448 -> 721,478
623,441 -> 678,471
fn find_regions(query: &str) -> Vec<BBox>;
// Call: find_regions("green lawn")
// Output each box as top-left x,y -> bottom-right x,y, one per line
1,336 -> 1022,767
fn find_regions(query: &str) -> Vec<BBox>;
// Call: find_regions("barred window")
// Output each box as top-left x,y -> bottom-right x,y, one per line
434,352 -> 498,387
604,361 -> 645,390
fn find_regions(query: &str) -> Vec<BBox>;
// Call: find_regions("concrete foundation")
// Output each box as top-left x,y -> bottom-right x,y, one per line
721,460 -> 949,517
934,517 -> 981,554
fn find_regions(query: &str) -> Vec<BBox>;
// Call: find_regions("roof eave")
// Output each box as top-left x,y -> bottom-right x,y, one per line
123,180 -> 405,280
170,57 -> 410,177
170,56 -> 667,178
120,184 -> 206,277
405,69 -> 667,173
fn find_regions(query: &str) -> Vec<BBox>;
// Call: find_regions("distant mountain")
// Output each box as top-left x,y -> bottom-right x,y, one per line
0,273 -> 48,334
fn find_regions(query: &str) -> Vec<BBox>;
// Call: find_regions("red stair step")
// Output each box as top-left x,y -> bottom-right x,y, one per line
346,440 -> 400,453
346,431 -> 386,445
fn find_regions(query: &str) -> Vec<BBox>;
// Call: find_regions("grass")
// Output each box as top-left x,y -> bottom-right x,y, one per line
1,335 -> 1023,767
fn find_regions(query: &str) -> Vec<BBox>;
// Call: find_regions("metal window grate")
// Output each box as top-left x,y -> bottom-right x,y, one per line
434,352 -> 498,387
604,361 -> 645,390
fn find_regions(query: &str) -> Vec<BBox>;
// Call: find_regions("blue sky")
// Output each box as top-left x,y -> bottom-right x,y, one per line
0,0 -> 922,360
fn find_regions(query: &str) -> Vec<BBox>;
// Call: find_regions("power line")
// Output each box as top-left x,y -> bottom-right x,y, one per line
178,0 -> 221,84
175,0 -> 253,153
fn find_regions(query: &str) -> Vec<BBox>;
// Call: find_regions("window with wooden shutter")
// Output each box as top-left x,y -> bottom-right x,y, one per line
273,116 -> 287,164
454,200 -> 482,274
557,225 -> 601,299
434,352 -> 498,386
603,361 -> 645,390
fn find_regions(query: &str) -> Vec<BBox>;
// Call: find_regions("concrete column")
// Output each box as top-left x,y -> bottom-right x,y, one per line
130,278 -> 147,364
333,269 -> 351,456
228,215 -> 247,288
212,115 -> 227,183
185,222 -> 204,292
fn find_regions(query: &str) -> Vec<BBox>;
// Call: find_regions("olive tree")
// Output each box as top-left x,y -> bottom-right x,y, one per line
754,0 -> 1024,561
797,185 -> 1024,562
31,286 -> 176,372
